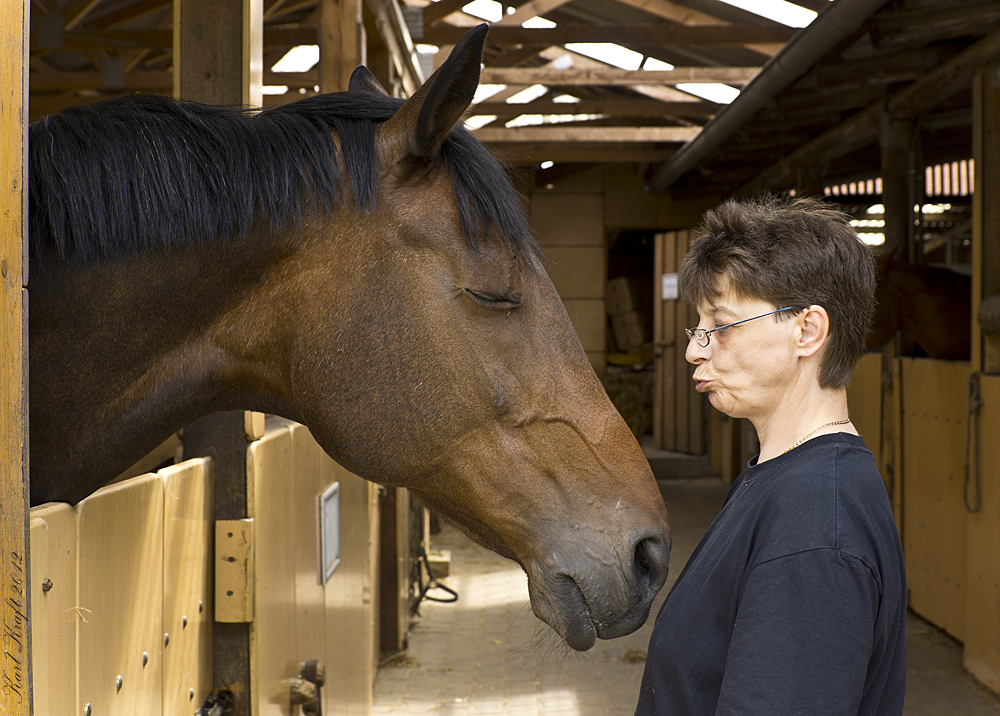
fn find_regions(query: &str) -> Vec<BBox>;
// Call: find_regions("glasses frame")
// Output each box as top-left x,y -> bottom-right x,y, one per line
685,306 -> 803,348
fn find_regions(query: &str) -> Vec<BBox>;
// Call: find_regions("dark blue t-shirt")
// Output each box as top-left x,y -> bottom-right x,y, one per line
635,433 -> 906,716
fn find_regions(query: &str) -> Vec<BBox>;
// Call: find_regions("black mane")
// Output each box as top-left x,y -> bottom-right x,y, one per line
29,92 -> 537,263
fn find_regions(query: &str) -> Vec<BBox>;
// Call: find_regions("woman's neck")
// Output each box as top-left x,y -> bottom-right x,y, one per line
753,382 -> 855,463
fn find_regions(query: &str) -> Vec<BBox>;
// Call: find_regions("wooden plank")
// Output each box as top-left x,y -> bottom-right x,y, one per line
474,126 -> 700,144
470,98 -> 721,117
879,112 -> 914,257
161,458 -> 214,716
965,374 -> 1000,691
478,66 -> 759,86
247,425 -> 298,716
496,0 -> 573,26
900,358 -> 971,641
499,147 -> 678,165
972,68 -> 1000,371
652,233 -> 666,449
609,0 -> 781,57
29,504 -> 77,716
0,0 -> 29,713
378,487 -> 410,654
423,24 -> 795,46
674,230 -> 690,454
77,474 -> 165,716
320,0 -> 363,93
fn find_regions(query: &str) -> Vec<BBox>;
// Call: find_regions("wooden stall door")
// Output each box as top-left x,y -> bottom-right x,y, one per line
900,358 -> 972,641
965,373 -> 1000,691
652,230 -> 706,456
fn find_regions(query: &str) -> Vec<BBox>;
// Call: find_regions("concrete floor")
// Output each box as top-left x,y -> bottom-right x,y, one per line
374,477 -> 1000,716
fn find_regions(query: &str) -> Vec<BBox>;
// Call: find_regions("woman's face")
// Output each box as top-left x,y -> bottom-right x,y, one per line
685,279 -> 799,422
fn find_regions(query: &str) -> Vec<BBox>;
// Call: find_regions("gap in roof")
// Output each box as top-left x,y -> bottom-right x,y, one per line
506,84 -> 548,104
676,82 -> 740,104
272,45 -> 319,73
715,0 -> 817,28
463,0 -> 502,22
643,57 -> 675,71
566,43 -> 643,70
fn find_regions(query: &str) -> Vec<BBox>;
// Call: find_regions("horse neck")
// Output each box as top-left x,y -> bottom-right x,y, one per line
29,228 -> 302,504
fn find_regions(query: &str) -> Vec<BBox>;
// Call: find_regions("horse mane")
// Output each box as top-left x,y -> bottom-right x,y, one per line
29,93 -> 537,263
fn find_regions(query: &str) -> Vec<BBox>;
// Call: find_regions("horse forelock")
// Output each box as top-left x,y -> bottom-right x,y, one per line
28,92 -> 537,263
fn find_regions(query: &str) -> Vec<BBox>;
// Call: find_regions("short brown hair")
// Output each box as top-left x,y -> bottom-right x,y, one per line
678,194 -> 875,388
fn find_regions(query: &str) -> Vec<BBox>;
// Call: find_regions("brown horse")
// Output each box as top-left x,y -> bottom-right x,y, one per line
27,25 -> 669,651
868,245 -> 971,360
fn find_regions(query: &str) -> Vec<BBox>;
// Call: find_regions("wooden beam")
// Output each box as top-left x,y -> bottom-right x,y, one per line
364,0 -> 424,94
496,0 -> 574,26
474,124 -> 699,142
471,97 -> 720,116
423,0 -> 466,26
0,1 -> 30,715
879,112 -> 915,257
479,66 -> 757,86
738,27 -> 1000,195
498,145 -> 677,164
90,0 -> 171,29
30,70 -> 172,91
174,0 -> 263,106
320,0 -> 363,92
610,0 -> 782,57
422,23 -> 796,46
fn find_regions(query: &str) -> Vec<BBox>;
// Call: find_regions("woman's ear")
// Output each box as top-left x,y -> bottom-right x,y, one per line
796,305 -> 830,358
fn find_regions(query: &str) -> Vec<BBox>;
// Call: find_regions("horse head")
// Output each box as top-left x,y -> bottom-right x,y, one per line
287,25 -> 671,650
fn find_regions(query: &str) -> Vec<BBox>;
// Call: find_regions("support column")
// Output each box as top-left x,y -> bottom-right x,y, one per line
880,111 -> 915,259
320,0 -> 364,93
0,1 -> 30,714
972,66 -> 1000,371
173,3 -> 262,714
174,0 -> 263,107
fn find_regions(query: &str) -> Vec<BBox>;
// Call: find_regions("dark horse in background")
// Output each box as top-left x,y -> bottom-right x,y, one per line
27,25 -> 669,652
867,243 -> 971,361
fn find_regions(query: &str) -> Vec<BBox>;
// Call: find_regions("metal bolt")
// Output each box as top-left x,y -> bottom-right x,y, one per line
164,633 -> 170,647
116,675 -> 122,693
142,651 -> 148,668
41,578 -> 53,592
198,601 -> 204,613
182,615 -> 188,629
84,704 -> 92,716
189,688 -> 195,701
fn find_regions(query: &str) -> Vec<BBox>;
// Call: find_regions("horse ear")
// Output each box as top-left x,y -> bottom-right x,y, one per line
349,66 -> 390,96
381,23 -> 489,160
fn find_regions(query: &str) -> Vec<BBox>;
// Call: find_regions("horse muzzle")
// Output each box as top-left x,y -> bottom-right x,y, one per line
525,528 -> 671,651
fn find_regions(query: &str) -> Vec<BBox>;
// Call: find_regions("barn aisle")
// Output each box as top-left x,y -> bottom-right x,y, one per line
373,479 -> 1000,716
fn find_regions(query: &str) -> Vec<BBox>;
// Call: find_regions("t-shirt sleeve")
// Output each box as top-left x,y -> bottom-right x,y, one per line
715,548 -> 879,716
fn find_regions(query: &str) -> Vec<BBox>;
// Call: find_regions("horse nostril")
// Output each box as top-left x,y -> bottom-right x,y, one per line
633,534 -> 670,594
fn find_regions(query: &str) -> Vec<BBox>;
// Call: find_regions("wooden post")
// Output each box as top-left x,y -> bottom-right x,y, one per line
320,0 -> 365,93
972,66 -> 1000,372
880,112 -> 915,260
0,1 -> 30,714
174,0 -> 263,107
173,2 -> 262,713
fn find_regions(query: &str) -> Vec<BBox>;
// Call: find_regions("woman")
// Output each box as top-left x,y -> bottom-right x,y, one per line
635,195 -> 906,715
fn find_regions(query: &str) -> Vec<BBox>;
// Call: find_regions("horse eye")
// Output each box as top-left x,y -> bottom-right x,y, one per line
465,288 -> 520,310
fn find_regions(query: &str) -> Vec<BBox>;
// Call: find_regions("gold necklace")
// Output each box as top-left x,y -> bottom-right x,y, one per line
783,418 -> 850,455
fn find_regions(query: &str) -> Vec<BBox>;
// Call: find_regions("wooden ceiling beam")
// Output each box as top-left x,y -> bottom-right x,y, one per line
495,145 -> 677,164
738,26 -> 1000,196
610,0 -> 782,57
479,65 -> 757,85
497,0 -> 574,26
89,0 -> 170,30
422,23 -> 796,46
423,0 -> 468,26
471,97 -> 720,116
31,70 -> 172,91
474,125 -> 699,142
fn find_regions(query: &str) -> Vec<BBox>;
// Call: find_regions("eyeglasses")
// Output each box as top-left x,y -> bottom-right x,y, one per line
685,306 -> 802,347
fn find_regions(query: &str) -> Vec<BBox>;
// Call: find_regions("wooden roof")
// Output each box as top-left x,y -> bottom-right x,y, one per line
26,0 -> 1000,200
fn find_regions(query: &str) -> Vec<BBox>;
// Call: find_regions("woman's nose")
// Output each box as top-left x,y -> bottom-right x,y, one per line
685,334 -> 709,364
